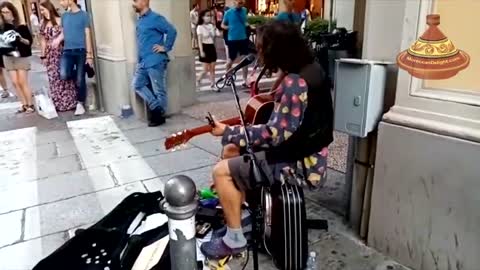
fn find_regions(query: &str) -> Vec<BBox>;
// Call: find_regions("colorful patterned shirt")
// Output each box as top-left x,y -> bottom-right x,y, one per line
222,74 -> 329,188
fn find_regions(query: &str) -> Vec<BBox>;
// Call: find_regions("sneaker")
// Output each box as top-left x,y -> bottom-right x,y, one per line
1,90 -> 9,98
74,103 -> 86,115
211,84 -> 220,92
200,238 -> 247,260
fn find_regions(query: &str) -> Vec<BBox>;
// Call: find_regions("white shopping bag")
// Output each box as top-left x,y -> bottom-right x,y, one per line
34,93 -> 58,119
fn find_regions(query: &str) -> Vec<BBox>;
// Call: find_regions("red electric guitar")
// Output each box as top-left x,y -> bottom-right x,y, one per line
164,91 -> 276,150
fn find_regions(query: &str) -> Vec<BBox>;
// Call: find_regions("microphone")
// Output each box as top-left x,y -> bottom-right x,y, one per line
217,54 -> 256,84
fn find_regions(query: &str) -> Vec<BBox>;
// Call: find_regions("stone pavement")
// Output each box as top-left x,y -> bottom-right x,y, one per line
0,107 -> 408,270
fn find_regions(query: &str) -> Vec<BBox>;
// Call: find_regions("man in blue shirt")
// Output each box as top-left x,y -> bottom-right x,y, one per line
276,0 -> 301,24
53,0 -> 93,116
132,0 -> 177,126
222,0 -> 249,87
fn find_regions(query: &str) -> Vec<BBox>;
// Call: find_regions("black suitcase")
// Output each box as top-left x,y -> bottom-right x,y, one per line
262,182 -> 308,270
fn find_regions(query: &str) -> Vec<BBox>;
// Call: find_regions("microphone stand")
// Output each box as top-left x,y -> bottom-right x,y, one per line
224,71 -> 264,270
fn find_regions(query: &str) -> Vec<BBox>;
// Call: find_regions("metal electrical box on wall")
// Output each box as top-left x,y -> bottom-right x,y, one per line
333,59 -> 392,138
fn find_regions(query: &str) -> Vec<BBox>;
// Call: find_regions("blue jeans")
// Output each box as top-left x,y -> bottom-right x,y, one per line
132,62 -> 168,113
60,49 -> 87,103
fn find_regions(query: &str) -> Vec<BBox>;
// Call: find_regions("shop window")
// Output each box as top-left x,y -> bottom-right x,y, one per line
420,0 -> 479,93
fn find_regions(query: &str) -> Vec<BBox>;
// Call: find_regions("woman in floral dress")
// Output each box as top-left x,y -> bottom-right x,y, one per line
39,0 -> 76,112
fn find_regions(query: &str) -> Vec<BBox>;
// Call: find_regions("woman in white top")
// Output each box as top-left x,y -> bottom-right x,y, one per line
196,9 -> 218,91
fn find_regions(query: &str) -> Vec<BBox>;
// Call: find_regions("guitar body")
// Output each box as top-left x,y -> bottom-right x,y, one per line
245,92 -> 275,125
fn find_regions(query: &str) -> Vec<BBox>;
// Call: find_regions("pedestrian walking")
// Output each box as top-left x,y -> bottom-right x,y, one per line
300,5 -> 312,33
132,0 -> 177,127
276,0 -> 301,24
196,9 -> 219,91
214,4 -> 223,30
221,6 -> 229,62
30,10 -> 40,47
222,0 -> 249,88
0,2 -> 35,113
190,3 -> 199,50
53,0 -> 94,116
0,15 -> 11,99
39,0 -> 77,112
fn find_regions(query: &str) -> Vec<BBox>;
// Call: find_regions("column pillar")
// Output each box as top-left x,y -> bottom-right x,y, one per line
10,0 -> 26,24
279,0 -> 286,12
150,0 -> 196,114
225,0 -> 235,7
89,0 -> 132,116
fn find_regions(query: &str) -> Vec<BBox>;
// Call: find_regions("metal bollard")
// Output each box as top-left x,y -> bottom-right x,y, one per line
162,175 -> 198,270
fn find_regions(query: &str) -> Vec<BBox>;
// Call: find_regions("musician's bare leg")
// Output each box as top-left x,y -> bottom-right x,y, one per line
200,159 -> 247,258
222,143 -> 241,159
213,160 -> 244,229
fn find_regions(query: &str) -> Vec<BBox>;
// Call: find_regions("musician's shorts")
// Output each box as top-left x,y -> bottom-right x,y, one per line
227,151 -> 274,192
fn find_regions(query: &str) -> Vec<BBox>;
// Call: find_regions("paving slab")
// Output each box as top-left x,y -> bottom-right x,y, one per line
77,145 -> 142,168
0,154 -> 82,188
67,116 -> 150,168
113,116 -> 148,131
133,138 -> 193,157
159,113 -> 205,134
310,231 -> 410,270
142,165 -> 213,193
36,154 -> 83,180
0,232 -> 68,270
123,127 -> 168,144
0,167 -> 115,214
24,182 -> 146,240
305,169 -> 347,216
35,143 -> 58,161
189,134 -> 223,156
54,140 -> 78,157
109,157 -> 159,184
36,129 -> 73,145
144,148 -> 217,177
0,210 -> 23,248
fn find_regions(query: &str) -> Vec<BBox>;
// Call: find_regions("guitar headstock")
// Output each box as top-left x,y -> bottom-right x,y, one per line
164,130 -> 193,150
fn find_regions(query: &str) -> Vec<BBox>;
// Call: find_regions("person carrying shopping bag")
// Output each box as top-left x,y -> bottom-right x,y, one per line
0,2 -> 35,114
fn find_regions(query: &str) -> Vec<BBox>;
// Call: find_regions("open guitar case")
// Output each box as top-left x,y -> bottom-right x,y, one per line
33,192 -> 171,270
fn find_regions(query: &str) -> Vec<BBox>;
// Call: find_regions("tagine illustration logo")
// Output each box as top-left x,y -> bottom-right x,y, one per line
397,14 -> 470,80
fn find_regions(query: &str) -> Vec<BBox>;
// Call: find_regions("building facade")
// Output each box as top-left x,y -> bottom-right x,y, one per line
359,0 -> 480,269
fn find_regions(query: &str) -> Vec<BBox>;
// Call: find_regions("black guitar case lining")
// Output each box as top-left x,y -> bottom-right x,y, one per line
33,191 -> 169,270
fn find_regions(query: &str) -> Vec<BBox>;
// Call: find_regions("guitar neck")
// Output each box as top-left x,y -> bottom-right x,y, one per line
189,117 -> 241,137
